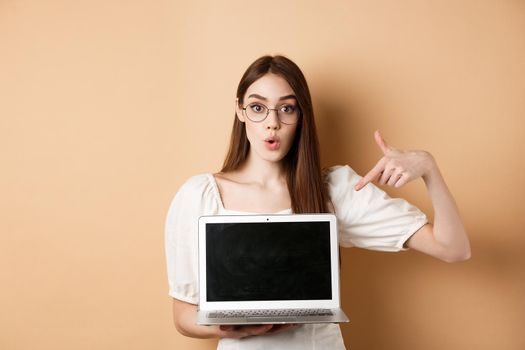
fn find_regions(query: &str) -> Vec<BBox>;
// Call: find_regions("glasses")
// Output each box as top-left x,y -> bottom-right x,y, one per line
242,102 -> 300,125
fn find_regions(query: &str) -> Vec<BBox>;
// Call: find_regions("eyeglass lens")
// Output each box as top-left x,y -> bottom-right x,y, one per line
244,102 -> 299,124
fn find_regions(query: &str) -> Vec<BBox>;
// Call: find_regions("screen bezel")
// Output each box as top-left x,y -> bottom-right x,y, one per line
198,214 -> 340,311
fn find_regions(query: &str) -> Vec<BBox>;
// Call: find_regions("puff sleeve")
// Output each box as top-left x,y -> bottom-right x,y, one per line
164,174 -> 219,304
327,165 -> 428,252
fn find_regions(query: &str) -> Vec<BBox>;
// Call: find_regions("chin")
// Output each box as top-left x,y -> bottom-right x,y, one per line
257,150 -> 288,163
249,143 -> 293,164
262,154 -> 287,163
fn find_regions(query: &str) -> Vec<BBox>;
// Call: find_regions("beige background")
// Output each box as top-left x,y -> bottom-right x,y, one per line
1,1 -> 524,349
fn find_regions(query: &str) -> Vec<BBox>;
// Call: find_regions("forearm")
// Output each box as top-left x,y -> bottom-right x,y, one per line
422,154 -> 471,261
172,299 -> 289,339
172,299 -> 219,339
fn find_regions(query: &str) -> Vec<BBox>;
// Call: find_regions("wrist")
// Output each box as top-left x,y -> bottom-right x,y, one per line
421,151 -> 438,183
213,325 -> 227,338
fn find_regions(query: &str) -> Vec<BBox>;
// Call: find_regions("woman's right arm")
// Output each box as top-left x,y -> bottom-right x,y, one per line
172,299 -> 219,338
172,298 -> 297,339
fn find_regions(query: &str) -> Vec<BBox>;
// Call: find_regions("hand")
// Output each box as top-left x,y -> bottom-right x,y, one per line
354,130 -> 435,191
217,324 -> 299,339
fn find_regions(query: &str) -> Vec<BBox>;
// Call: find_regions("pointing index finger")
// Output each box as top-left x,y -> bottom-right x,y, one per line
354,158 -> 386,191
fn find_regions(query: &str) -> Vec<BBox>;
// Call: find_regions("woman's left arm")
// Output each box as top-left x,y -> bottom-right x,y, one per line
354,130 -> 471,263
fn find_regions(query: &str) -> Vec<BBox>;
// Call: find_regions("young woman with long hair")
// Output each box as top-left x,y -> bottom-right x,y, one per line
165,55 -> 471,349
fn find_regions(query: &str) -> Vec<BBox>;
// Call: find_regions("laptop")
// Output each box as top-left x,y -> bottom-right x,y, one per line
196,214 -> 349,325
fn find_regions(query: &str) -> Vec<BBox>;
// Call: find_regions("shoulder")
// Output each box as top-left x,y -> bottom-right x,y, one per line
165,173 -> 221,232
324,165 -> 362,189
168,173 -> 219,214
175,173 -> 214,198
323,165 -> 375,212
212,171 -> 237,188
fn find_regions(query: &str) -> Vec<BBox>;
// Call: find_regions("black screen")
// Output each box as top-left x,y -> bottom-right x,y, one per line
206,221 -> 332,301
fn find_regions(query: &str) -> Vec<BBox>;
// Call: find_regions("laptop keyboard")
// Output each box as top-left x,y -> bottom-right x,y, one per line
208,308 -> 333,318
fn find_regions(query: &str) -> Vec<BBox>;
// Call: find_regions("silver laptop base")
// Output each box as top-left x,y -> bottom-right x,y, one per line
197,308 -> 349,325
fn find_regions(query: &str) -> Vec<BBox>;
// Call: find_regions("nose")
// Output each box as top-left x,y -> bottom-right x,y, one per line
265,109 -> 281,130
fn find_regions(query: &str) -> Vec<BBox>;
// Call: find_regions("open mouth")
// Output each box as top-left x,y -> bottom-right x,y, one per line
264,135 -> 280,143
264,137 -> 280,150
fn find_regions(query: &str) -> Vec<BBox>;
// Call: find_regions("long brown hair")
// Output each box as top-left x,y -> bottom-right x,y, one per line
221,55 -> 329,214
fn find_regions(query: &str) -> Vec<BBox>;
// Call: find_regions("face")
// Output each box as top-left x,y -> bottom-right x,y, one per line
235,73 -> 299,164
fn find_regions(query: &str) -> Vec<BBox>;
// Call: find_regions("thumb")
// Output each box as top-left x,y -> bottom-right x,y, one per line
374,130 -> 390,154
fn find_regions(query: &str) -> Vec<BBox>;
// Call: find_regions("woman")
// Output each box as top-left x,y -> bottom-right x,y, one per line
165,55 -> 471,349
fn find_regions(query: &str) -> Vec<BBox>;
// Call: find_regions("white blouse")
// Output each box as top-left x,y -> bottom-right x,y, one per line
165,165 -> 428,350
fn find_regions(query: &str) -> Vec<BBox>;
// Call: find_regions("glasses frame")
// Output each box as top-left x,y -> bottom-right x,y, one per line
241,102 -> 301,125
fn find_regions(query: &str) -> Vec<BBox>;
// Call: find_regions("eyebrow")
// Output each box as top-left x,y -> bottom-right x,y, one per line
247,93 -> 297,101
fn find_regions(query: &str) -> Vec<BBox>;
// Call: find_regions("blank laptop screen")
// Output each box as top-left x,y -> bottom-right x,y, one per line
205,221 -> 332,302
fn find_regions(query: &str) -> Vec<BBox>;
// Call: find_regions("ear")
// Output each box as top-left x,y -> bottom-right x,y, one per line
235,98 -> 245,122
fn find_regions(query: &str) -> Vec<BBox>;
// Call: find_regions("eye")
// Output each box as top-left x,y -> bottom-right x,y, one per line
280,105 -> 296,114
249,103 -> 266,113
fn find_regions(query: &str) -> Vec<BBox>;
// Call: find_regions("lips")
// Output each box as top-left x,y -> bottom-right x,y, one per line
264,135 -> 281,150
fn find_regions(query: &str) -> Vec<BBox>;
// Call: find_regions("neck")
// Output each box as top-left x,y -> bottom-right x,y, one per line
238,152 -> 286,187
